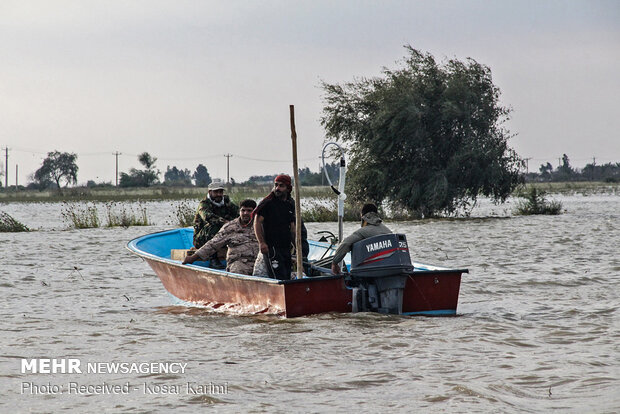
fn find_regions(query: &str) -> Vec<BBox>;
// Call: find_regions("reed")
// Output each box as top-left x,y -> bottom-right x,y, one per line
0,211 -> 30,232
104,201 -> 150,227
514,187 -> 563,215
61,202 -> 100,229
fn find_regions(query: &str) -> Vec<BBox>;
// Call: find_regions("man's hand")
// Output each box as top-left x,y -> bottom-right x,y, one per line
259,241 -> 269,255
331,262 -> 341,275
182,254 -> 198,265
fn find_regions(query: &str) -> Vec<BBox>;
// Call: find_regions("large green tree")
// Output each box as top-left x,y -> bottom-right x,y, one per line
321,46 -> 523,217
34,151 -> 78,188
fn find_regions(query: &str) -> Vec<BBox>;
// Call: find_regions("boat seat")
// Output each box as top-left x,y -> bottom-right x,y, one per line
171,249 -> 193,261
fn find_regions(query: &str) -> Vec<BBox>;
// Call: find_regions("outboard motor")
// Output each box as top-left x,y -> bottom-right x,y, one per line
348,234 -> 414,314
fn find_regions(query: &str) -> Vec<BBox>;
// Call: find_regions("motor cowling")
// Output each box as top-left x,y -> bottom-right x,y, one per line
350,233 -> 414,277
348,234 -> 414,314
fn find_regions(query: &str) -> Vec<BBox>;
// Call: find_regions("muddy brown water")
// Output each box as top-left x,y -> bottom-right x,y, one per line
1,195 -> 618,412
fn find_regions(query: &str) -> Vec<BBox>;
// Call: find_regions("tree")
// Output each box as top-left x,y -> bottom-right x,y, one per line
193,164 -> 211,187
321,46 -> 523,217
119,152 -> 160,187
244,174 -> 277,185
539,162 -> 554,181
138,152 -> 157,170
557,154 -> 574,178
582,162 -> 620,182
164,166 -> 192,186
34,151 -> 78,188
298,162 -> 339,186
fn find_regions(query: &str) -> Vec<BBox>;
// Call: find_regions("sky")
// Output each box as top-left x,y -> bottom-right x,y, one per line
1,0 -> 619,186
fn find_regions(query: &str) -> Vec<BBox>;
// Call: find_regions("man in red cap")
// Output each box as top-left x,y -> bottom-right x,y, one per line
253,174 -> 296,280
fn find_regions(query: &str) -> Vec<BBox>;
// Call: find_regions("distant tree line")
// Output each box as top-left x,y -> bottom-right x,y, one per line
526,154 -> 620,183
17,150 -> 340,190
14,149 -> 618,195
242,163 -> 339,187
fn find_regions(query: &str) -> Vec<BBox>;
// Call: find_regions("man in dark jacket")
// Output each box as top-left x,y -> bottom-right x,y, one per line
253,175 -> 297,280
331,203 -> 392,275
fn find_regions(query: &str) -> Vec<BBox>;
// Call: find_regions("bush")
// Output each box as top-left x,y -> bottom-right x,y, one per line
0,211 -> 30,232
514,187 -> 562,215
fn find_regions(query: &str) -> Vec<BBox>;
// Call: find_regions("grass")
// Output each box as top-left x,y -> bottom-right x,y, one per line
1,181 -> 617,204
60,201 -> 150,229
0,211 -> 30,232
523,181 -> 620,195
514,187 -> 563,215
61,202 -> 100,229
0,185 -> 334,203
104,201 -> 150,227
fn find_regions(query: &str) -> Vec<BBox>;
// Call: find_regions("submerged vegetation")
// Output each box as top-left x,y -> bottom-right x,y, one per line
61,201 -> 150,229
4,181 -> 618,228
514,187 -> 563,215
169,200 -> 195,227
104,201 -> 150,227
0,211 -> 30,232
61,202 -> 100,229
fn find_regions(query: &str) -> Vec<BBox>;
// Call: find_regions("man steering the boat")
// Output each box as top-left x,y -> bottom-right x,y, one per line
252,174 -> 297,280
183,199 -> 258,275
331,203 -> 392,275
192,180 -> 239,268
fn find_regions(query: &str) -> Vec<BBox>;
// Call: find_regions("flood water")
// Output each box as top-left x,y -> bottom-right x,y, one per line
1,195 -> 618,413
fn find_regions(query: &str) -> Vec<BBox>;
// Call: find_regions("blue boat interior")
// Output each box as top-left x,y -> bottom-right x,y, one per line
127,227 -> 343,271
127,227 -> 450,275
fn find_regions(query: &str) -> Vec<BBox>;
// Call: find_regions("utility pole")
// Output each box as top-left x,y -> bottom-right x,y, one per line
224,153 -> 232,184
113,151 -> 121,186
15,164 -> 18,187
524,157 -> 532,174
3,147 -> 8,189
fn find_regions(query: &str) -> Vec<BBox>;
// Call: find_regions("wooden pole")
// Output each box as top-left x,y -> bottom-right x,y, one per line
290,105 -> 303,278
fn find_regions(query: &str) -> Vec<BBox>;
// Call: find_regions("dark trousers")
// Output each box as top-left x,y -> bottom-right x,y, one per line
266,247 -> 292,280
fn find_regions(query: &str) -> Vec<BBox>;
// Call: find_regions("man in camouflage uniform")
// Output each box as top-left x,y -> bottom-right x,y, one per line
193,180 -> 239,249
184,199 -> 258,275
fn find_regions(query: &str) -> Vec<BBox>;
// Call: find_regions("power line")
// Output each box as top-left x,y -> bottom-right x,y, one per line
234,154 -> 317,162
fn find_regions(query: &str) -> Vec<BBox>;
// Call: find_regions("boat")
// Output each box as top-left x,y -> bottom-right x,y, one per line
127,227 -> 468,318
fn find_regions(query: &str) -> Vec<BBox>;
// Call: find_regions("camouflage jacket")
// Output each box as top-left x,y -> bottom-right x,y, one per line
194,218 -> 259,275
193,195 -> 239,248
